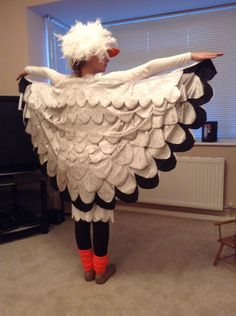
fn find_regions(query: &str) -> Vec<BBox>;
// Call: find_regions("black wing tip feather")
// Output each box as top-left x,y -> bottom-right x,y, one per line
115,186 -> 139,203
167,126 -> 195,153
94,194 -> 116,210
183,59 -> 217,81
155,153 -> 177,172
18,77 -> 32,94
135,174 -> 159,189
184,106 -> 207,129
166,59 -> 217,154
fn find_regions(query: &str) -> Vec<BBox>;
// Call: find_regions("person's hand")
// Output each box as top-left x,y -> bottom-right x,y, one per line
191,52 -> 224,61
16,70 -> 29,81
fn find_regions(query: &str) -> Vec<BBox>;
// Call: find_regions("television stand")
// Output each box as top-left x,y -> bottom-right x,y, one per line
0,171 -> 49,242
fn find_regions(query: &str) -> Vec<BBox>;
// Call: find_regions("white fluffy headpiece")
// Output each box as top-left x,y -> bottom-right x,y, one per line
57,19 -> 118,64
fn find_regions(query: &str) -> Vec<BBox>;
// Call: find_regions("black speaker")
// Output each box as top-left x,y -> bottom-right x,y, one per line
202,121 -> 218,142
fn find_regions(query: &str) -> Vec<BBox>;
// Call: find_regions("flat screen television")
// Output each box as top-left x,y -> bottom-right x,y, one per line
0,96 -> 40,175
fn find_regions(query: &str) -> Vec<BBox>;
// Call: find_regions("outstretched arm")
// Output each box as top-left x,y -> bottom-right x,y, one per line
106,51 -> 223,80
16,66 -> 67,85
128,52 -> 192,79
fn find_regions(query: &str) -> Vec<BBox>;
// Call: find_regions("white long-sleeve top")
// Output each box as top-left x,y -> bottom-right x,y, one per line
25,52 -> 192,85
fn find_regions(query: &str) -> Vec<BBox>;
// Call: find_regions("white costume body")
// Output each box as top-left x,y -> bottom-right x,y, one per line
23,52 -> 211,223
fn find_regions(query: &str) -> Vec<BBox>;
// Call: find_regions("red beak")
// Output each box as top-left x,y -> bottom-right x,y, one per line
107,47 -> 120,57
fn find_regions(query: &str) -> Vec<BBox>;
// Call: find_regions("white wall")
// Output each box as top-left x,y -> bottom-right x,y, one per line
0,0 -> 58,96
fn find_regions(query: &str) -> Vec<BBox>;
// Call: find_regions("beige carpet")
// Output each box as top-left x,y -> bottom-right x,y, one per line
0,210 -> 236,316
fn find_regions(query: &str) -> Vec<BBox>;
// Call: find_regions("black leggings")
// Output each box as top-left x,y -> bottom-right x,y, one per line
75,220 -> 109,257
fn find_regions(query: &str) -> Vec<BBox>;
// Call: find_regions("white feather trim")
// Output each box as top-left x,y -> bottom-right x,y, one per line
72,204 -> 114,223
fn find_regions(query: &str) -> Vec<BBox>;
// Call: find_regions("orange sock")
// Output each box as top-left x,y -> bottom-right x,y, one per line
78,249 -> 94,272
93,254 -> 108,275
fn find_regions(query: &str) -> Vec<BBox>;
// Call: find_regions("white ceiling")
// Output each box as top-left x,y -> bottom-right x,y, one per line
30,0 -> 236,26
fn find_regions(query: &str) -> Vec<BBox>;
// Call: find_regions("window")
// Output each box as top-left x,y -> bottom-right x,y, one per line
45,6 -> 236,139
45,16 -> 69,73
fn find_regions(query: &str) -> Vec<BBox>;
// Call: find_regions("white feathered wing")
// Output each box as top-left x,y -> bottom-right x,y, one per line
23,61 -> 214,208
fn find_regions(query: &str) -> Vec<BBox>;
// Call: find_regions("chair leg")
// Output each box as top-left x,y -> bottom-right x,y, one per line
213,243 -> 224,266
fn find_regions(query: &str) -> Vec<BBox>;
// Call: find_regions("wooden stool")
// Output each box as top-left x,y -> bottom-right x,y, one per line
213,219 -> 236,266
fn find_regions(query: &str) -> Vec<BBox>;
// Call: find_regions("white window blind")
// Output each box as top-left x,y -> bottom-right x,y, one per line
45,6 -> 236,139
106,7 -> 236,140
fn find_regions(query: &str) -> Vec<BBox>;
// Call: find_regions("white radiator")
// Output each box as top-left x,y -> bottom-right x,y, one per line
139,156 -> 225,211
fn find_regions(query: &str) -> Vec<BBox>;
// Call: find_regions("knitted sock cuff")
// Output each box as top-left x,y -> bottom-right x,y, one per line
93,254 -> 109,275
78,248 -> 94,272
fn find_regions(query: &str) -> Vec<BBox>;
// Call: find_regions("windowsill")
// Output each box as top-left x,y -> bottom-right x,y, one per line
195,139 -> 236,147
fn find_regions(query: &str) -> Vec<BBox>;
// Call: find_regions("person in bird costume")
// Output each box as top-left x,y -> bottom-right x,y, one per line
17,19 -> 223,284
